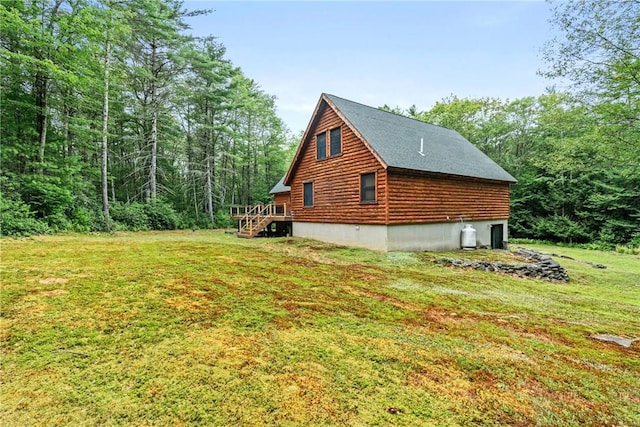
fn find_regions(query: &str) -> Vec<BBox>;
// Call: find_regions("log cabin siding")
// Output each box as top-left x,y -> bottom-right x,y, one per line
387,170 -> 510,224
289,105 -> 388,224
273,192 -> 291,207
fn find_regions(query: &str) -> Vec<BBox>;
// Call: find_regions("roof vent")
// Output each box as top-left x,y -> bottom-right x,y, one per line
419,137 -> 425,156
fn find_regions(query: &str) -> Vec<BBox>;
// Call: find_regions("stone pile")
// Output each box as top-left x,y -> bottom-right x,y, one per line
439,248 -> 569,282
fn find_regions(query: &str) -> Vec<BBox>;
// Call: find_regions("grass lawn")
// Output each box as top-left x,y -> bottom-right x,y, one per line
1,231 -> 639,426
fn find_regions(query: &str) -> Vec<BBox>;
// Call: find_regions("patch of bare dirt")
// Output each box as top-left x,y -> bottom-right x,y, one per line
41,289 -> 69,297
38,278 -> 68,285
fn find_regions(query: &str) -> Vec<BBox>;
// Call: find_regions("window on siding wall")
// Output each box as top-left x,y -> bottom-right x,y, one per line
303,182 -> 314,207
316,133 -> 326,160
330,127 -> 341,156
361,173 -> 376,203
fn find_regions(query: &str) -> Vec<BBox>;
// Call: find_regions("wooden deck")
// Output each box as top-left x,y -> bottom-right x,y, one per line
230,204 -> 292,238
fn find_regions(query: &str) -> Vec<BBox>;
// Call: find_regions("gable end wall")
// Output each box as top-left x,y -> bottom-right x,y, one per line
289,105 -> 387,224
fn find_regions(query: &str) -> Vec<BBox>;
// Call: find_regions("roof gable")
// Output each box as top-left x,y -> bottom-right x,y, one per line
284,95 -> 386,186
269,176 -> 290,194
285,93 -> 516,185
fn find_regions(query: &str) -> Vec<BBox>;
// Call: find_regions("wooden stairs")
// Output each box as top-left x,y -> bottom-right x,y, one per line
230,204 -> 292,238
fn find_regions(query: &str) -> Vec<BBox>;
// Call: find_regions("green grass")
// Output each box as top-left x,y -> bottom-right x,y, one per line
1,231 -> 639,426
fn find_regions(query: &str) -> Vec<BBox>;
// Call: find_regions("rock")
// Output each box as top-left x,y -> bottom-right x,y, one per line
585,261 -> 607,269
591,334 -> 636,348
439,248 -> 569,282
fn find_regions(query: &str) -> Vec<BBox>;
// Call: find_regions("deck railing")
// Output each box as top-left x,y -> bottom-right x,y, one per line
230,203 -> 290,219
230,203 -> 291,237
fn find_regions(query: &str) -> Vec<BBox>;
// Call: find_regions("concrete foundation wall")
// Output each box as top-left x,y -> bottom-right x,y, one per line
292,220 -> 509,252
387,220 -> 508,251
292,222 -> 388,251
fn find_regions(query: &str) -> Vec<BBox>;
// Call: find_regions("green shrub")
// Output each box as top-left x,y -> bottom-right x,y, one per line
95,201 -> 182,231
113,221 -> 131,232
0,196 -> 50,237
615,245 -> 640,255
67,207 -> 92,232
90,211 -> 114,232
214,209 -> 233,228
144,200 -> 181,230
110,202 -> 150,231
511,237 -> 639,253
598,219 -> 638,245
21,176 -> 74,220
45,212 -> 72,232
615,233 -> 640,255
532,215 -> 590,244
178,212 -> 197,230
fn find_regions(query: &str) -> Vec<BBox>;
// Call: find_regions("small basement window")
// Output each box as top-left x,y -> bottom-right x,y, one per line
361,173 -> 376,203
303,182 -> 314,207
330,127 -> 341,156
316,133 -> 326,160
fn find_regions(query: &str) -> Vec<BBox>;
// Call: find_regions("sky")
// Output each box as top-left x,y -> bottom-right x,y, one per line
183,1 -> 555,134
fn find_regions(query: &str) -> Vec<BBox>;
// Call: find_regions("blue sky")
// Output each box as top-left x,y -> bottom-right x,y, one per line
184,1 -> 554,134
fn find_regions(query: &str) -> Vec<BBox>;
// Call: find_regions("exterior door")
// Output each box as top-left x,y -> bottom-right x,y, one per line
491,224 -> 504,249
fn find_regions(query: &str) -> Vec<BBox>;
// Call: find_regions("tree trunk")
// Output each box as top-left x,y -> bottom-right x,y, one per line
206,154 -> 214,225
150,108 -> 158,204
185,107 -> 199,222
101,38 -> 111,224
148,41 -> 158,206
204,100 -> 215,225
35,72 -> 48,174
63,103 -> 71,158
193,184 -> 199,223
34,0 -> 63,174
111,176 -> 116,204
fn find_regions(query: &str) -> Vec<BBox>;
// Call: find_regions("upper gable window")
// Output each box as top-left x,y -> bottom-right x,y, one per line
330,127 -> 342,156
316,133 -> 326,160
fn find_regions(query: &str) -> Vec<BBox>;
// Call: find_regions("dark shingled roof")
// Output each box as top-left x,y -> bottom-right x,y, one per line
269,176 -> 290,194
324,94 -> 516,183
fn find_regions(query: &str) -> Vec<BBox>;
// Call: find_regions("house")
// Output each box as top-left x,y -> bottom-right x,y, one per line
233,93 -> 516,251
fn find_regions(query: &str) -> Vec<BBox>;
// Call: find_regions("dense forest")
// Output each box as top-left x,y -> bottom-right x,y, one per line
1,0 -> 295,234
1,0 -> 638,247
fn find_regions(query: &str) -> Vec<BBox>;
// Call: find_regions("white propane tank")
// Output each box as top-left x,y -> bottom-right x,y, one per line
460,224 -> 477,249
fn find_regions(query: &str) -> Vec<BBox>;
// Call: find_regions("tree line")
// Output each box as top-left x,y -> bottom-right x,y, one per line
1,0 -> 293,234
1,0 -> 638,247
383,91 -> 639,246
382,0 -> 639,247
